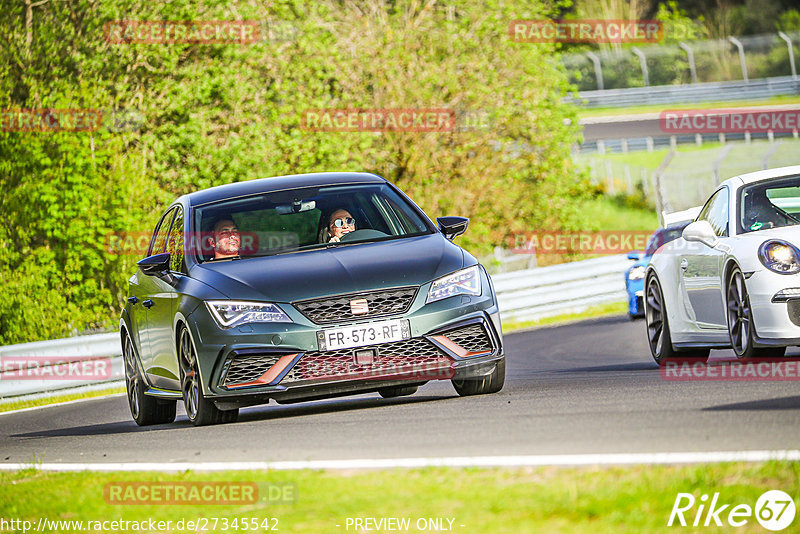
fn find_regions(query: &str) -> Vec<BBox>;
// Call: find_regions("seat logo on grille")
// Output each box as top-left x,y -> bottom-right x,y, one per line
350,298 -> 369,315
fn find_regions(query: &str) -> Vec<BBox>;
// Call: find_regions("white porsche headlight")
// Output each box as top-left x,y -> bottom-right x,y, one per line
759,240 -> 800,275
628,266 -> 646,280
206,301 -> 292,328
426,265 -> 482,304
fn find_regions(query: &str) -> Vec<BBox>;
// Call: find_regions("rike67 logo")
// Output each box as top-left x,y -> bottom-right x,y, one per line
669,490 -> 796,531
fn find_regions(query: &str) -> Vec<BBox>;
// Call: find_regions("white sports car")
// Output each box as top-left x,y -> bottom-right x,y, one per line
645,166 -> 800,364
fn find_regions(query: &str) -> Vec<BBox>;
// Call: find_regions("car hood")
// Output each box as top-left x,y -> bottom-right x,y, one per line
191,234 -> 466,302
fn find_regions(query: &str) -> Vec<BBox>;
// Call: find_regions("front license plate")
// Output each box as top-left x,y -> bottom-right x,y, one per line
316,319 -> 411,351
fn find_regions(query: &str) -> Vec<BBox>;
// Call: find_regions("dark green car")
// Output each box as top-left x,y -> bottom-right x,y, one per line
120,172 -> 505,426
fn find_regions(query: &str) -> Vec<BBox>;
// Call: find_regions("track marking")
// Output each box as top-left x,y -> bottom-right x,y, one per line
0,391 -> 126,417
1,450 -> 798,472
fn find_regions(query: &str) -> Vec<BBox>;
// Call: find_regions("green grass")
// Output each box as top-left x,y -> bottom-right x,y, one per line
576,142 -> 727,172
0,386 -> 126,414
503,302 -> 628,332
577,94 -> 800,118
576,196 -> 658,231
2,463 -> 798,533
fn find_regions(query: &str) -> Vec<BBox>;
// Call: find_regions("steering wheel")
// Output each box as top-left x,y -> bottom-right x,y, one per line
338,229 -> 389,242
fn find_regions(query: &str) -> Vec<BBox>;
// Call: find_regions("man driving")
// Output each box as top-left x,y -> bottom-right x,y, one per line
208,218 -> 240,259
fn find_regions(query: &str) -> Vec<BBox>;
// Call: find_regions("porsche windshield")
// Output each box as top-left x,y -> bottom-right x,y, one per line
738,176 -> 800,234
193,183 -> 433,261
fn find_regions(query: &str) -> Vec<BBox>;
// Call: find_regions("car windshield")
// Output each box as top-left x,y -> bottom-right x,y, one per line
738,176 -> 800,234
644,224 -> 688,255
193,183 -> 433,261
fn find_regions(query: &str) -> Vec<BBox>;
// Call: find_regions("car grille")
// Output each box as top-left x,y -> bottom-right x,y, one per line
280,337 -> 452,384
222,354 -> 282,387
293,286 -> 418,324
220,323 -> 495,389
439,323 -> 493,354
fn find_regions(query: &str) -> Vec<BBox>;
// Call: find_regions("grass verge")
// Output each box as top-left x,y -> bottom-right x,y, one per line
575,142 -> 727,173
575,196 -> 658,230
0,386 -> 126,414
1,462 -> 797,533
503,302 -> 628,333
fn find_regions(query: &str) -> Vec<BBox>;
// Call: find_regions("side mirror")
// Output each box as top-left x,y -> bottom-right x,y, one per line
137,252 -> 176,284
437,216 -> 469,241
627,251 -> 643,260
682,220 -> 718,248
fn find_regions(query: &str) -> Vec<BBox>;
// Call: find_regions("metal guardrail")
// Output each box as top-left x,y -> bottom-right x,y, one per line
493,255 -> 629,324
566,75 -> 800,108
0,255 -> 631,399
0,333 -> 124,398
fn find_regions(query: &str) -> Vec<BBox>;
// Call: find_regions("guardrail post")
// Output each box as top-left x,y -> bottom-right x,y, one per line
632,47 -> 649,86
586,51 -> 604,90
624,165 -> 633,193
641,168 -> 649,195
605,160 -> 614,194
654,149 -> 675,224
679,42 -> 698,83
763,140 -> 781,169
778,32 -> 797,80
728,36 -> 748,82
712,144 -> 733,185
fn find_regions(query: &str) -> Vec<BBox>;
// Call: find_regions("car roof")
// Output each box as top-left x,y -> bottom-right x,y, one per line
180,172 -> 388,207
719,165 -> 800,190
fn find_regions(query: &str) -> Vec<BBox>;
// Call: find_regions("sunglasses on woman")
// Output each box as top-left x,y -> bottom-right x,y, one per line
332,217 -> 355,228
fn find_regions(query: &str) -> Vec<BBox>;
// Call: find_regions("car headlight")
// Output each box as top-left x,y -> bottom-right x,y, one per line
628,265 -> 646,280
758,240 -> 800,275
426,265 -> 482,304
205,301 -> 292,328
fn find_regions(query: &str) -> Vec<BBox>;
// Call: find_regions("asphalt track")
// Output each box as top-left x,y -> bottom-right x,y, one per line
1,315 -> 799,466
579,105 -> 800,141
581,114 -> 664,141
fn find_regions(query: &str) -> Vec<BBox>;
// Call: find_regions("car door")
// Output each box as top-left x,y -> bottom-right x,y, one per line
680,187 -> 730,328
128,208 -> 171,365
143,206 -> 184,390
135,206 -> 177,384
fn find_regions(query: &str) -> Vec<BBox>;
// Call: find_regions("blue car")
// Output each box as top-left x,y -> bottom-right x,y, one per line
625,223 -> 689,319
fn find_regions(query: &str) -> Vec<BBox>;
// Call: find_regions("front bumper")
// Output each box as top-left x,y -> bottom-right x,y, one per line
746,268 -> 800,344
185,284 -> 504,402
